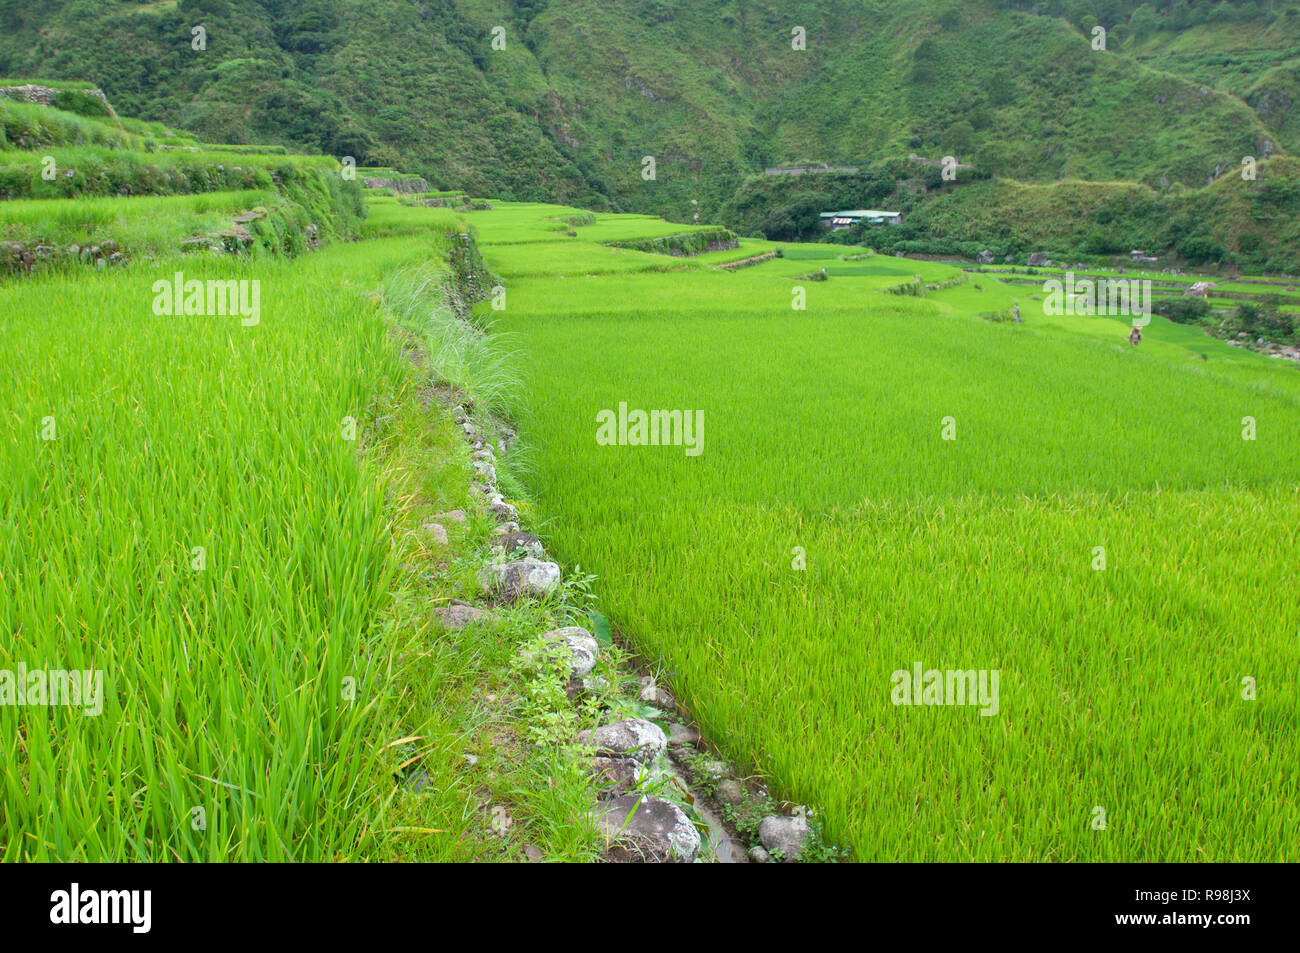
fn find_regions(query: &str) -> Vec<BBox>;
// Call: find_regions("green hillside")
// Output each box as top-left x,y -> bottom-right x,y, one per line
3,0 -> 1300,268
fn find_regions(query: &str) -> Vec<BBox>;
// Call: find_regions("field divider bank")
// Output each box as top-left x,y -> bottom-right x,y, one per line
406,226 -> 839,862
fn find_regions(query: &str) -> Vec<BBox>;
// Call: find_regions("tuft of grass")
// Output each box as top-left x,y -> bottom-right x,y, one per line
382,261 -> 524,419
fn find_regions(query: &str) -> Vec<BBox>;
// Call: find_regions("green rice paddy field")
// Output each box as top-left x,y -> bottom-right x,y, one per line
3,181 -> 1297,862
473,202 -> 1300,861
0,227 -> 469,860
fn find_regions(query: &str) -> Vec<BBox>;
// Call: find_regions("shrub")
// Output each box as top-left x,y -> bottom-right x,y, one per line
1154,297 -> 1211,324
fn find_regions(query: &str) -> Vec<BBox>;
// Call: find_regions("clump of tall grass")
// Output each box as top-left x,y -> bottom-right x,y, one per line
885,276 -> 927,295
382,262 -> 523,418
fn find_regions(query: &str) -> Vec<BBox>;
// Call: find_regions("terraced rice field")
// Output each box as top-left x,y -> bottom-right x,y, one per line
0,234 -> 454,860
5,171 -> 1297,863
471,203 -> 1300,861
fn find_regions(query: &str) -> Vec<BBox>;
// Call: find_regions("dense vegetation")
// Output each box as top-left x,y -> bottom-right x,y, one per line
3,1 -> 1300,266
787,155 -> 1300,273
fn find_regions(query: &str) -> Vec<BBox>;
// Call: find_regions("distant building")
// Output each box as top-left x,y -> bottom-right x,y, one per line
820,209 -> 902,230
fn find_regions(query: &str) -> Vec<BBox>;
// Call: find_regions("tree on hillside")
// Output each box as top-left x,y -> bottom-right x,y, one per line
760,197 -> 823,241
910,39 -> 941,85
1129,3 -> 1160,36
946,120 -> 974,156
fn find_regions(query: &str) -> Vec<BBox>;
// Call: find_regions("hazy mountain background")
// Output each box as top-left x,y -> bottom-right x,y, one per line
4,0 -> 1300,267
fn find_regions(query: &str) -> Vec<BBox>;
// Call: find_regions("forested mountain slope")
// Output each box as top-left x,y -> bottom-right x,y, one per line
3,0 -> 1299,266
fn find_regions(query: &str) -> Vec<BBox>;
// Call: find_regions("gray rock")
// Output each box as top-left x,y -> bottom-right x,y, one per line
758,814 -> 810,860
539,626 -> 599,677
481,558 -> 560,601
424,522 -> 449,545
591,757 -> 643,799
578,718 -> 667,764
976,248 -> 995,265
432,604 -> 493,628
1027,252 -> 1050,267
472,460 -> 496,484
591,795 -> 700,863
748,845 -> 771,863
489,531 -> 544,558
430,509 -> 467,523
523,844 -> 544,862
714,778 -> 746,807
492,521 -> 521,535
638,681 -> 675,709
667,723 -> 699,747
487,498 -> 518,522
